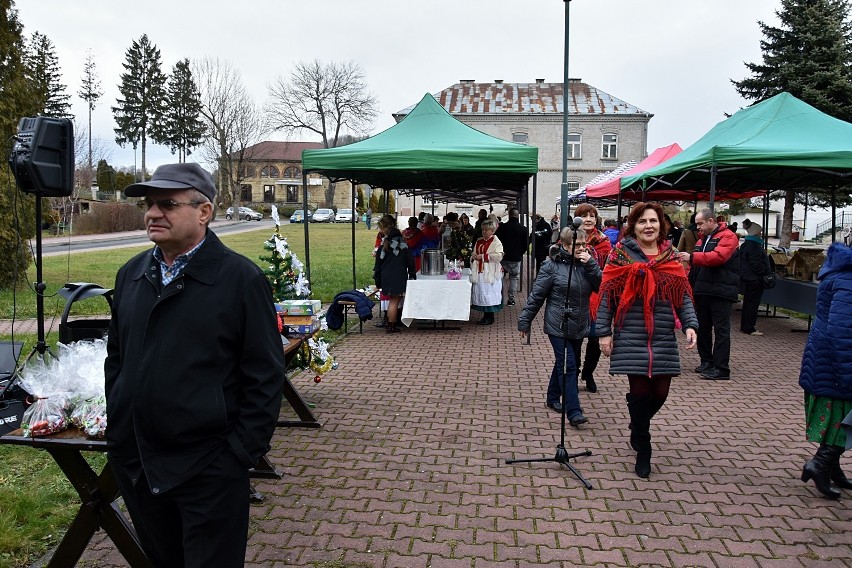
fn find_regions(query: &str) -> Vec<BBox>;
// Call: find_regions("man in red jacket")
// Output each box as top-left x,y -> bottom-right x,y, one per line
678,208 -> 740,380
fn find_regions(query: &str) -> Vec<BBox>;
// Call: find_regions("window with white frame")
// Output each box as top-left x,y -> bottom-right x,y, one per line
512,132 -> 529,144
602,133 -> 618,159
567,181 -> 580,193
567,132 -> 581,159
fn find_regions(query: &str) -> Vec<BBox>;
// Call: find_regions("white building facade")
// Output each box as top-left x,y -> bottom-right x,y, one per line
393,78 -> 653,217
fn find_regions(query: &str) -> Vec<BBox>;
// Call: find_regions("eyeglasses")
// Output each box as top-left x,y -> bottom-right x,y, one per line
143,199 -> 205,212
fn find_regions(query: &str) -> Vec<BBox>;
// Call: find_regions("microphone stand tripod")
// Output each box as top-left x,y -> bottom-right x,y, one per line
20,190 -> 57,364
506,222 -> 592,488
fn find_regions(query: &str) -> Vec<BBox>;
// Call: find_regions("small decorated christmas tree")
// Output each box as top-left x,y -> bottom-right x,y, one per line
260,207 -> 311,301
262,206 -> 334,382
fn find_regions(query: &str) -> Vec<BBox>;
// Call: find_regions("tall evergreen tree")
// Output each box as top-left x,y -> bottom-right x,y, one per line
24,31 -> 71,118
356,186 -> 365,214
156,58 -> 205,162
78,49 -> 102,192
96,159 -> 117,192
732,0 -> 852,245
112,34 -> 167,182
368,191 -> 380,214
1,0 -> 40,288
734,0 -> 852,122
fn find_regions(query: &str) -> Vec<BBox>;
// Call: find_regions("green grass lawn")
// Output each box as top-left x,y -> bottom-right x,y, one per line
1,223 -> 379,321
0,222 -> 378,568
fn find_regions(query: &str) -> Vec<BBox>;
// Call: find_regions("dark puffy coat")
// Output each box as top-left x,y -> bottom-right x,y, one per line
690,222 -> 740,301
738,235 -> 771,284
595,237 -> 698,377
798,243 -> 852,399
518,246 -> 602,338
373,236 -> 415,295
105,231 -> 285,493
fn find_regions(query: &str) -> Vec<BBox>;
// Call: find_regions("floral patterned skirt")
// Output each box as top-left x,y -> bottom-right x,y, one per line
804,393 -> 852,446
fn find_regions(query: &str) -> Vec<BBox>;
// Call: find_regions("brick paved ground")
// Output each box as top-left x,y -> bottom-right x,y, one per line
39,294 -> 852,567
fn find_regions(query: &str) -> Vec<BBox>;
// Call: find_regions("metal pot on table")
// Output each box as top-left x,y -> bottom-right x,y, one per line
421,248 -> 445,275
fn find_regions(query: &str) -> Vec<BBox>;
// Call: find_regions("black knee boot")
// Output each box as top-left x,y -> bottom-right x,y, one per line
649,396 -> 665,419
801,444 -> 842,499
626,394 -> 652,478
830,448 -> 852,490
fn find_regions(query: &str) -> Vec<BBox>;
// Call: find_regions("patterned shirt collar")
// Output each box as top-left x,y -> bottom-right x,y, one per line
153,238 -> 206,287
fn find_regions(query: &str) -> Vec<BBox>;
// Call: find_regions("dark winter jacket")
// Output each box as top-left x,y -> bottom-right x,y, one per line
595,237 -> 698,377
495,217 -> 529,262
326,290 -> 376,330
689,221 -> 740,301
738,235 -> 771,285
531,217 -> 552,261
105,230 -> 285,493
518,245 -> 602,338
798,243 -> 852,400
373,235 -> 416,295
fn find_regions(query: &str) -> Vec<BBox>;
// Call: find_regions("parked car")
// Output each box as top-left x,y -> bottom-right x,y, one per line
335,208 -> 355,223
225,206 -> 262,221
311,208 -> 336,223
289,209 -> 312,223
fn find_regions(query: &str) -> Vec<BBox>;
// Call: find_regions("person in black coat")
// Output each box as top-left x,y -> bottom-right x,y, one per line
373,227 -> 416,333
531,214 -> 552,274
495,207 -> 529,306
106,164 -> 285,568
738,224 -> 771,336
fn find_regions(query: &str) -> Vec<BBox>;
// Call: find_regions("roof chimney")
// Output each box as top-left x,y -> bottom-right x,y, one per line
494,79 -> 503,84
460,79 -> 474,84
535,78 -> 545,83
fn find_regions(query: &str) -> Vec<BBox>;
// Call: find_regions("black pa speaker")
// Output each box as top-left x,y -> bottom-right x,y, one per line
8,116 -> 75,197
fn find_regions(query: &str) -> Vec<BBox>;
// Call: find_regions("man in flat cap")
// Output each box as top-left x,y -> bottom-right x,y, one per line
105,163 -> 284,567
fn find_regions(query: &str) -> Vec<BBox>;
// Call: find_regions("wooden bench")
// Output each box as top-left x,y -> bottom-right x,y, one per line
338,288 -> 380,334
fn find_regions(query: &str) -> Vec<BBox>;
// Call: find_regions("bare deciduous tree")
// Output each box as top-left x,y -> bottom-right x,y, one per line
266,59 -> 378,204
193,57 -> 265,215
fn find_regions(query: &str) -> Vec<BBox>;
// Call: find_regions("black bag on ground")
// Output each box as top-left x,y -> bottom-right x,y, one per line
0,399 -> 24,435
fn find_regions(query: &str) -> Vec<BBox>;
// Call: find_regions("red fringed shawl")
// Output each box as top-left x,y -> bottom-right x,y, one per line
590,241 -> 693,336
586,228 -> 613,318
474,236 -> 494,272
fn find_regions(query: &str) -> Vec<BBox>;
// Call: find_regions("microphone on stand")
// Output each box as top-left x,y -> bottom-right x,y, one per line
572,216 -> 584,229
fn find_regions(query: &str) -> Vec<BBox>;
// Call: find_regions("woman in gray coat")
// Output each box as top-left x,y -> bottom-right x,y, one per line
518,227 -> 602,426
595,202 -> 698,478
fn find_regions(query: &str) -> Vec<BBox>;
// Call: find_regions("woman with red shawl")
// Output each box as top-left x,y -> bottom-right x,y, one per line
402,216 -> 424,272
573,203 -> 613,395
594,202 -> 698,479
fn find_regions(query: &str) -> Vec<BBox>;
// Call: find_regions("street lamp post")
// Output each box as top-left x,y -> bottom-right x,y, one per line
559,0 -> 572,229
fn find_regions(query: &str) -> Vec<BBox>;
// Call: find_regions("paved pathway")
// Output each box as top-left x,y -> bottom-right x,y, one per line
45,296 -> 851,568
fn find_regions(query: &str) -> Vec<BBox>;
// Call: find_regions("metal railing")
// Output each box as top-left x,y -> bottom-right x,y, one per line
814,211 -> 852,237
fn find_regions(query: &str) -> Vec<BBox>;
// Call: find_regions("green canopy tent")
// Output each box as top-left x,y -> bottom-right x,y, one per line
621,92 -> 852,240
300,93 -> 539,290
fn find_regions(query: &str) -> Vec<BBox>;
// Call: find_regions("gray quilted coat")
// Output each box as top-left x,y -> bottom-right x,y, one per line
518,246 -> 602,338
595,237 -> 698,377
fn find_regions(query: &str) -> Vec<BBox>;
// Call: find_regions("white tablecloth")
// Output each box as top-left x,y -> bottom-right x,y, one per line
400,273 -> 472,327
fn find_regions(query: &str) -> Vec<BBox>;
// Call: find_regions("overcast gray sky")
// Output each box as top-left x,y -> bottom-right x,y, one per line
16,0 -> 781,172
